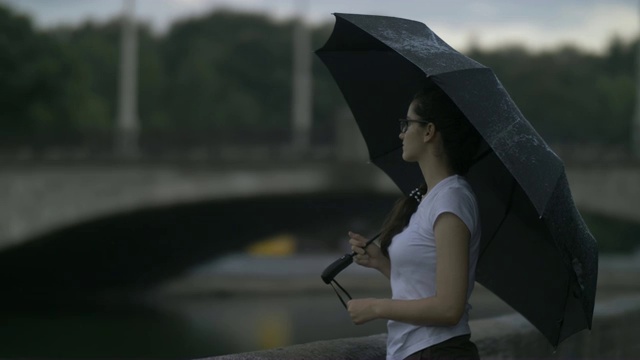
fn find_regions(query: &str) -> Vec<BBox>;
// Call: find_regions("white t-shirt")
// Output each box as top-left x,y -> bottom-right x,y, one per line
386,175 -> 481,360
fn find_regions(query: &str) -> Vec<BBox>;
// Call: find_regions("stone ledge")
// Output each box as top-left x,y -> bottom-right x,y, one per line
208,333 -> 386,360
202,294 -> 640,359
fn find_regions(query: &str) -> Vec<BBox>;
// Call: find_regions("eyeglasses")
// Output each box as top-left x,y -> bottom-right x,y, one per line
399,118 -> 430,133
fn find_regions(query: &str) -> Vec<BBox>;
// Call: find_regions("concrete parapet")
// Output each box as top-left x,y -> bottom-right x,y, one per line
208,334 -> 386,360
205,294 -> 640,359
473,294 -> 640,358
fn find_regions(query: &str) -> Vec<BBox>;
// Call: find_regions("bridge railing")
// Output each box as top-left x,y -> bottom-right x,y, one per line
0,130 -> 352,164
1,131 -> 638,167
208,294 -> 640,360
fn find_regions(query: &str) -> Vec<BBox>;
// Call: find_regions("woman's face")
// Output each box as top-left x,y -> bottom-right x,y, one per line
399,100 -> 427,162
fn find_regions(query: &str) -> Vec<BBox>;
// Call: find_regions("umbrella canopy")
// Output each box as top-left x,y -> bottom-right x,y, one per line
316,13 -> 598,348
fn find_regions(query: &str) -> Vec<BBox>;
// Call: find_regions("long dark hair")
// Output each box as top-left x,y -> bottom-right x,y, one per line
379,85 -> 481,257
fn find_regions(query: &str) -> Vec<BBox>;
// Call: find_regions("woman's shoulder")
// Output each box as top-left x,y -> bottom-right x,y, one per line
435,175 -> 475,197
429,176 -> 478,212
427,176 -> 480,233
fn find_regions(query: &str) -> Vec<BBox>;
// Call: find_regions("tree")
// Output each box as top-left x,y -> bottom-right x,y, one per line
1,2 -> 637,150
0,3 -> 116,153
161,11 -> 294,136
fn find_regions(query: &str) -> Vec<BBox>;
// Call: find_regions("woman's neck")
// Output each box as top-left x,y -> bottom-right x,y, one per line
419,156 -> 455,195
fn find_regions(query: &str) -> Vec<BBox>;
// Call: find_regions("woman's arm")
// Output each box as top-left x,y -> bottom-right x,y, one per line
348,212 -> 470,326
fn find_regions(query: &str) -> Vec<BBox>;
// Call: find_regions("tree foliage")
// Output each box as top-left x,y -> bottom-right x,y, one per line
0,6 -> 108,141
468,41 -> 637,145
0,3 -> 637,149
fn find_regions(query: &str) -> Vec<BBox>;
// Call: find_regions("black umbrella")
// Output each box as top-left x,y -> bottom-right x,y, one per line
316,13 -> 598,348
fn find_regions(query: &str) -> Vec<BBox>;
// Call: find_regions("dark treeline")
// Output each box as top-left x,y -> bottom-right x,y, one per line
0,4 -> 637,151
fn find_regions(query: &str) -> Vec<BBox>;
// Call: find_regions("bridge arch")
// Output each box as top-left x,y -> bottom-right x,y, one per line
2,160 -> 640,299
0,190 -> 397,297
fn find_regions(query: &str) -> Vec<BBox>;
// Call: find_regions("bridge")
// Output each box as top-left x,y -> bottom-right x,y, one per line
1,143 -> 639,297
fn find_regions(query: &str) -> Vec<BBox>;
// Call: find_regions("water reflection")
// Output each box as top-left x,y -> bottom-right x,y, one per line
147,291 -> 391,356
0,254 -> 515,358
0,299 -> 237,357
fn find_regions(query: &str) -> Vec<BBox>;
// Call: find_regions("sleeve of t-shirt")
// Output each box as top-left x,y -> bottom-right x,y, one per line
429,186 -> 477,235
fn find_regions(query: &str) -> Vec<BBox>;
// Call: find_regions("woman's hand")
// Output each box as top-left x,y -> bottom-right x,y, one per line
347,298 -> 384,325
348,231 -> 390,276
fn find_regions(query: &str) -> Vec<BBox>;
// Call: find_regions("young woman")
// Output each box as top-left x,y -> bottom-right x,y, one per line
347,86 -> 482,359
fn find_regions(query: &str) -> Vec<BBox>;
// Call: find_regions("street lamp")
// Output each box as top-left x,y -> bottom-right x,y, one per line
633,0 -> 640,159
290,0 -> 312,155
115,0 -> 140,158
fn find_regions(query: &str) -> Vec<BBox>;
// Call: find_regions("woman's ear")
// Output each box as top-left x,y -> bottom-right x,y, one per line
423,123 -> 436,142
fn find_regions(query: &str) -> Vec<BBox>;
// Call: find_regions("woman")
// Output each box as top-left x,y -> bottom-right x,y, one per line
347,85 -> 482,360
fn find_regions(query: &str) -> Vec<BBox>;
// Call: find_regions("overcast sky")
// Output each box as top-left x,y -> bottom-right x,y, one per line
2,0 -> 639,53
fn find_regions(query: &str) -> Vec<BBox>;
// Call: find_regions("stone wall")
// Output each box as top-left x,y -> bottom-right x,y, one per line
206,294 -> 640,359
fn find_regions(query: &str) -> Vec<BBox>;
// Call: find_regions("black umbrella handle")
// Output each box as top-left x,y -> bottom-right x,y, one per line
320,233 -> 380,284
321,254 -> 354,284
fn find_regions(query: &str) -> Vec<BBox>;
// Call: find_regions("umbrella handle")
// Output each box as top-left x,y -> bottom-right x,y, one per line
320,233 -> 380,284
321,254 -> 354,284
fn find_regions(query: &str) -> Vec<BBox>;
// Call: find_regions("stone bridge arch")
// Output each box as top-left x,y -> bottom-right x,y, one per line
0,163 -> 398,297
2,160 -> 640,298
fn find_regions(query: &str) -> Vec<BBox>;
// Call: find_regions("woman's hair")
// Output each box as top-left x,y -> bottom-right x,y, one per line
378,85 -> 481,257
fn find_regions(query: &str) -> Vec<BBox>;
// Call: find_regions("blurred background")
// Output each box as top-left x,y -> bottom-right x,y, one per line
0,0 -> 639,357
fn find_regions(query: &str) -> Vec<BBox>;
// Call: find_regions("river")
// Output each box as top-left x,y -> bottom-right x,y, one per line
0,253 -> 516,358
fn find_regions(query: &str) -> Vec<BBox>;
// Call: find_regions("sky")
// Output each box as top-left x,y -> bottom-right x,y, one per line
2,0 -> 639,54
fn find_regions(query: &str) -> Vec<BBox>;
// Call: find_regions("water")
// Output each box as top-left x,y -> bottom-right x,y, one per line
0,254 -> 515,358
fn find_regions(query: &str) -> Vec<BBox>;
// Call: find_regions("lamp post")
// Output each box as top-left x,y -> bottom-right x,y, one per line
633,0 -> 640,159
290,0 -> 312,155
115,0 -> 140,158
